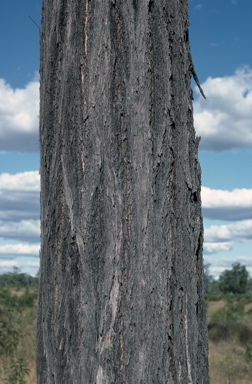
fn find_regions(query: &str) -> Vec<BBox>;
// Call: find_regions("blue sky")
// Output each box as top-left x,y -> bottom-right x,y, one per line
0,0 -> 252,278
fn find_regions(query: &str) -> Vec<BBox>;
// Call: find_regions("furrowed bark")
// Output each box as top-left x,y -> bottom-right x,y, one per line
37,1 -> 209,383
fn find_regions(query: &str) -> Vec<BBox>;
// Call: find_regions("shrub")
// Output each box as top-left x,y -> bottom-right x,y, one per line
2,357 -> 30,384
211,299 -> 244,323
208,321 -> 252,344
0,318 -> 19,355
245,343 -> 252,361
0,288 -> 33,384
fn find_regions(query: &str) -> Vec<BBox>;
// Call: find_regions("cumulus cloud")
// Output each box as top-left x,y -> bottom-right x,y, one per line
202,186 -> 252,220
0,259 -> 40,275
234,256 -> 252,269
203,220 -> 252,263
204,255 -> 252,279
0,171 -> 40,191
0,171 -> 40,242
0,243 -> 40,258
1,171 -> 251,253
0,259 -> 39,268
204,242 -> 232,255
0,219 -> 40,243
0,171 -> 40,221
194,66 -> 252,151
1,66 -> 251,154
1,67 -> 251,154
0,77 -> 39,152
204,220 -> 252,243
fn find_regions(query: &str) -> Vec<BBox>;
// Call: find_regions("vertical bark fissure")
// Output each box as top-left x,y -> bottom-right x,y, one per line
38,1 -> 209,383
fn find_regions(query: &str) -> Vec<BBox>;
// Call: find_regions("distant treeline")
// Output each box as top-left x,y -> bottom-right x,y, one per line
0,271 -> 38,288
205,262 -> 252,298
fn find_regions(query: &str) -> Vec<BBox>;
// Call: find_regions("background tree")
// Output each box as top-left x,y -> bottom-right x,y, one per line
219,263 -> 250,295
0,270 -> 38,288
37,1 -> 209,382
204,263 -> 214,293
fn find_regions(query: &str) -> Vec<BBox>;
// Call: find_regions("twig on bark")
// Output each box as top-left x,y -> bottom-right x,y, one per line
189,51 -> 206,99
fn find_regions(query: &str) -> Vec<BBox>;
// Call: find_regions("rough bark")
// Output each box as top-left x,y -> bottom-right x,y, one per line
37,0 -> 209,383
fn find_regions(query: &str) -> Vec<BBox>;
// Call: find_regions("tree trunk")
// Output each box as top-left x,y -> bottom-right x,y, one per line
37,1 -> 209,383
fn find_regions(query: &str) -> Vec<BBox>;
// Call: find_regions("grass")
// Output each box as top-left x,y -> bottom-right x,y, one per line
18,306 -> 37,384
0,288 -> 37,384
1,288 -> 252,383
207,296 -> 252,383
209,340 -> 252,384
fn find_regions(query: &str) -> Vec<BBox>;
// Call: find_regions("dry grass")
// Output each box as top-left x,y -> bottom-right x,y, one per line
245,302 -> 252,313
24,299 -> 252,384
11,291 -> 38,383
207,299 -> 252,383
19,308 -> 37,384
209,340 -> 252,384
207,300 -> 226,319
27,361 -> 37,384
2,293 -> 252,383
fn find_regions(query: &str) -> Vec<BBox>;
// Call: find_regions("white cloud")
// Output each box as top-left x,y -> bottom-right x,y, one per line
202,186 -> 252,220
204,242 -> 232,255
204,255 -> 252,279
0,259 -> 40,276
0,77 -> 39,152
0,220 -> 40,243
203,220 -> 252,264
235,256 -> 252,268
0,170 -> 40,275
204,220 -> 252,243
0,171 -> 40,242
194,67 -> 252,151
0,243 -> 40,256
2,67 -> 251,154
0,260 -> 40,268
0,171 -> 40,191
202,187 -> 252,208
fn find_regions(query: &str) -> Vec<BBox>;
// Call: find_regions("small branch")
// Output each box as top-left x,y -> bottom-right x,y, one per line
28,15 -> 40,31
189,51 -> 206,99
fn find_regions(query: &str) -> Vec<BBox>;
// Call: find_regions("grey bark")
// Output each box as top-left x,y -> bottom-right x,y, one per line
37,0 -> 209,383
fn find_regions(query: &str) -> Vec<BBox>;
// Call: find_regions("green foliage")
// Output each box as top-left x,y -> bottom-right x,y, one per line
0,317 -> 19,356
203,263 -> 223,297
245,343 -> 252,361
0,291 -> 22,357
208,321 -> 252,344
204,263 -> 252,297
17,288 -> 38,308
0,269 -> 38,288
204,263 -> 215,293
2,357 -> 30,384
247,277 -> 252,294
205,293 -> 224,301
219,263 -> 249,295
0,288 -> 20,308
0,287 -> 35,384
211,299 -> 245,323
0,287 -> 37,309
208,294 -> 252,348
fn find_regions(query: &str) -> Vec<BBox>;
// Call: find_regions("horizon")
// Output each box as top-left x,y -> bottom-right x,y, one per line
0,0 -> 252,278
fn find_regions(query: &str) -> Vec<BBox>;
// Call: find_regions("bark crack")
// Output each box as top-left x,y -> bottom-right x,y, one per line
185,291 -> 193,384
